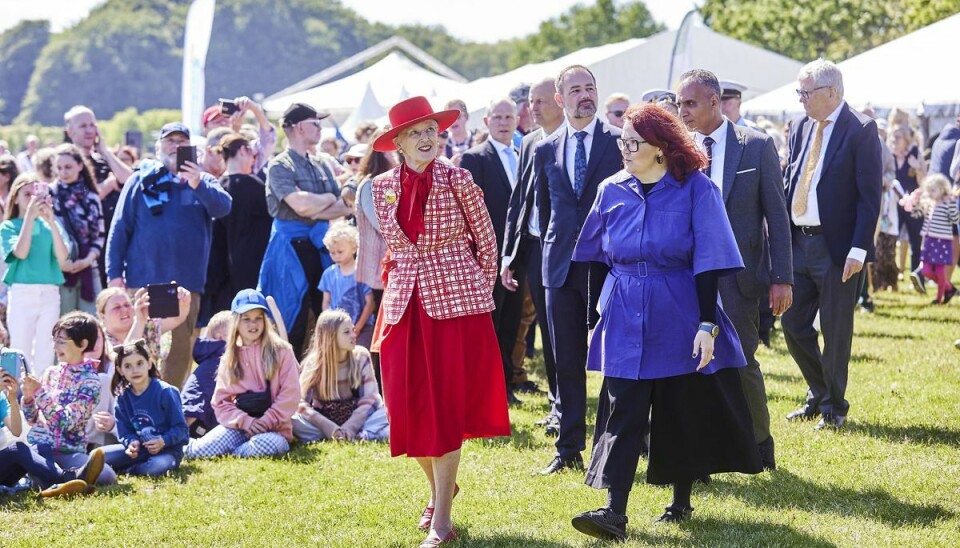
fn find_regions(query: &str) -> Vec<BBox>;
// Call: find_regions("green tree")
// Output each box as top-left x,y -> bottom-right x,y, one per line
0,21 -> 50,124
699,0 -> 960,62
508,0 -> 663,68
18,0 -> 185,125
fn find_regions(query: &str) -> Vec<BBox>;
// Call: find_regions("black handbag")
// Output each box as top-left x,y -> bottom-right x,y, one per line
235,381 -> 271,418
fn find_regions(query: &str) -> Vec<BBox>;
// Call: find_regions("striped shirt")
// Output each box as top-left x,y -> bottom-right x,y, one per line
922,200 -> 960,240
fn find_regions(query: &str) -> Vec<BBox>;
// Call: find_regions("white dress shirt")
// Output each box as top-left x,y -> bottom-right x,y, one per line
489,138 -> 518,189
694,119 -> 729,192
793,101 -> 866,263
564,116 -> 600,190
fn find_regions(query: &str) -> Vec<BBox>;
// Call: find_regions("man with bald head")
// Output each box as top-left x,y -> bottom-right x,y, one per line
677,68 -> 792,469
502,77 -> 567,433
533,65 -> 622,474
461,97 -> 524,405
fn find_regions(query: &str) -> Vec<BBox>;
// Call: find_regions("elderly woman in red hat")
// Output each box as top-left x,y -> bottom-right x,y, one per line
372,96 -> 511,547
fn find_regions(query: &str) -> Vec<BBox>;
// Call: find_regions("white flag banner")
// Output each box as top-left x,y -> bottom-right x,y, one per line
181,0 -> 217,140
667,10 -> 698,89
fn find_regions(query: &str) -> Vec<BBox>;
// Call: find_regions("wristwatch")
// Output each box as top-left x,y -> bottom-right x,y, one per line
698,321 -> 720,338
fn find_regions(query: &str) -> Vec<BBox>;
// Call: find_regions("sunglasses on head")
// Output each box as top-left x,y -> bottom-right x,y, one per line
608,110 -> 625,118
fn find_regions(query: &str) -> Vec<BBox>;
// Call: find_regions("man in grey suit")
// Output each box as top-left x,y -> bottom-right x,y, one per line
677,69 -> 793,469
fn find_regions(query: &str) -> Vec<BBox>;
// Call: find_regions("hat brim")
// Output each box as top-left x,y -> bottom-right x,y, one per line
372,109 -> 461,152
232,303 -> 268,315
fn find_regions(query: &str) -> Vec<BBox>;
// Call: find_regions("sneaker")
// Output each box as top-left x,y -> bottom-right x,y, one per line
571,507 -> 628,541
654,504 -> 694,524
74,448 -> 105,486
39,479 -> 89,498
943,286 -> 958,305
910,271 -> 927,294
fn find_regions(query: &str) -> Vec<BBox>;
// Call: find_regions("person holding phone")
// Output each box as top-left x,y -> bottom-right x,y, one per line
51,143 -> 106,315
1,173 -> 71,377
106,122 -> 231,390
201,96 -> 277,175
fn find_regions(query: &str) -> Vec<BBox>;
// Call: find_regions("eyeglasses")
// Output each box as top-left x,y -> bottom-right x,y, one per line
608,110 -> 625,118
795,86 -> 831,100
616,138 -> 646,153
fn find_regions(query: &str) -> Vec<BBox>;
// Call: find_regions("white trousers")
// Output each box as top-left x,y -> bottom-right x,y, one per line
8,284 -> 61,378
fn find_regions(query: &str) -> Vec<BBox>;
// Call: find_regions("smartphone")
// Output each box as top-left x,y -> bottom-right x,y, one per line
124,130 -> 143,151
176,145 -> 197,173
146,282 -> 179,319
1,351 -> 19,379
219,99 -> 240,116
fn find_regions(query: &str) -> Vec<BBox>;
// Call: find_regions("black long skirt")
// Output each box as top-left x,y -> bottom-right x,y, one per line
586,367 -> 762,489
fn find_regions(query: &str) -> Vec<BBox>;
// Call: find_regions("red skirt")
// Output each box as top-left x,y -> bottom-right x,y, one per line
380,288 -> 511,457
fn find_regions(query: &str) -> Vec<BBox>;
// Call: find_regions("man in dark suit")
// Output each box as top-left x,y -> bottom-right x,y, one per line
781,59 -> 881,430
461,97 -> 524,405
533,65 -> 622,474
677,69 -> 793,469
501,77 -> 567,434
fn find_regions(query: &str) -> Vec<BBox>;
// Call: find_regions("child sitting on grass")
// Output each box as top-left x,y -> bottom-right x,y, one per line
292,309 -> 388,442
185,289 -> 299,459
182,310 -> 232,438
5,311 -> 111,495
100,340 -> 187,477
319,221 -> 376,349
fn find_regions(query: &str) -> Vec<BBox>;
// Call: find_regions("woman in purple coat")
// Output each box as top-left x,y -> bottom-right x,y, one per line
570,104 -> 761,540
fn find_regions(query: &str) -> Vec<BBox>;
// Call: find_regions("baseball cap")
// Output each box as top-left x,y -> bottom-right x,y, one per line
202,105 -> 227,127
231,289 -> 269,314
281,103 -> 330,127
159,122 -> 190,140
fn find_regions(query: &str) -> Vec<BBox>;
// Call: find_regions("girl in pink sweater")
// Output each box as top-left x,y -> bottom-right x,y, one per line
185,290 -> 300,458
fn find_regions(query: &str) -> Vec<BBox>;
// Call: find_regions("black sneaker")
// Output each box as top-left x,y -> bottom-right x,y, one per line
910,270 -> 927,294
572,507 -> 628,541
943,286 -> 958,305
654,504 -> 694,524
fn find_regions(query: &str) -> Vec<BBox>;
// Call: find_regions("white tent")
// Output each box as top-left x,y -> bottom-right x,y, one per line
460,24 -> 803,129
263,51 -> 466,122
743,13 -> 960,114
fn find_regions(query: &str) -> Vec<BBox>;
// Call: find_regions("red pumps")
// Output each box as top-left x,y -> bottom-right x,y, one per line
417,483 -> 460,530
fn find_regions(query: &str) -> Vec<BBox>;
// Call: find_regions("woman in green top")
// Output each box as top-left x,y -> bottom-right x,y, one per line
1,173 -> 69,377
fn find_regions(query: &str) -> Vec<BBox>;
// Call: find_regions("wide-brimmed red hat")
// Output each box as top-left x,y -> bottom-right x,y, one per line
373,96 -> 460,152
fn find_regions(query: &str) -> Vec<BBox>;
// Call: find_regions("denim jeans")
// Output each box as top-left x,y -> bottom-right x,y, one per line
101,444 -> 180,476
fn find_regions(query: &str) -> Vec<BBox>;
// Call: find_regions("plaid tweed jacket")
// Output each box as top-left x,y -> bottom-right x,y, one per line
373,161 -> 498,324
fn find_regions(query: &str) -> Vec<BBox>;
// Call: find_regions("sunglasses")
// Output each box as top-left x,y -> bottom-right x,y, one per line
608,110 -> 625,118
299,119 -> 322,127
345,157 -> 361,165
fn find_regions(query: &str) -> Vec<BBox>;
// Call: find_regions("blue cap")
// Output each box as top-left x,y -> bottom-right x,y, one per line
160,122 -> 191,139
231,289 -> 268,314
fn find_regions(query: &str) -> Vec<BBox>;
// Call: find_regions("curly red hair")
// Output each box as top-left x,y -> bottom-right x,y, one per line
624,103 -> 707,182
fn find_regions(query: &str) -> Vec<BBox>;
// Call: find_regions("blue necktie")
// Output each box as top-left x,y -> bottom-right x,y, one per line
574,131 -> 587,199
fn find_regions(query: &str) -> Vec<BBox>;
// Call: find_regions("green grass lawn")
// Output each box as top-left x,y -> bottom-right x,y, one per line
3,288 -> 959,547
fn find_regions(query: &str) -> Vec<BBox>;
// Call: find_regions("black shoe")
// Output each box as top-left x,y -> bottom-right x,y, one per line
506,389 -> 523,406
512,380 -> 545,395
786,405 -> 820,422
654,505 -> 694,524
540,455 -> 583,475
944,286 -> 958,305
571,507 -> 628,541
544,423 -> 560,438
860,298 -> 875,313
759,329 -> 771,348
758,436 -> 776,471
695,474 -> 711,485
910,270 -> 927,294
815,413 -> 846,430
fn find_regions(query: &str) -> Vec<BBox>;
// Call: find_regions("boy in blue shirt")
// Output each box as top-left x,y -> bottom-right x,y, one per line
319,222 -> 375,349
